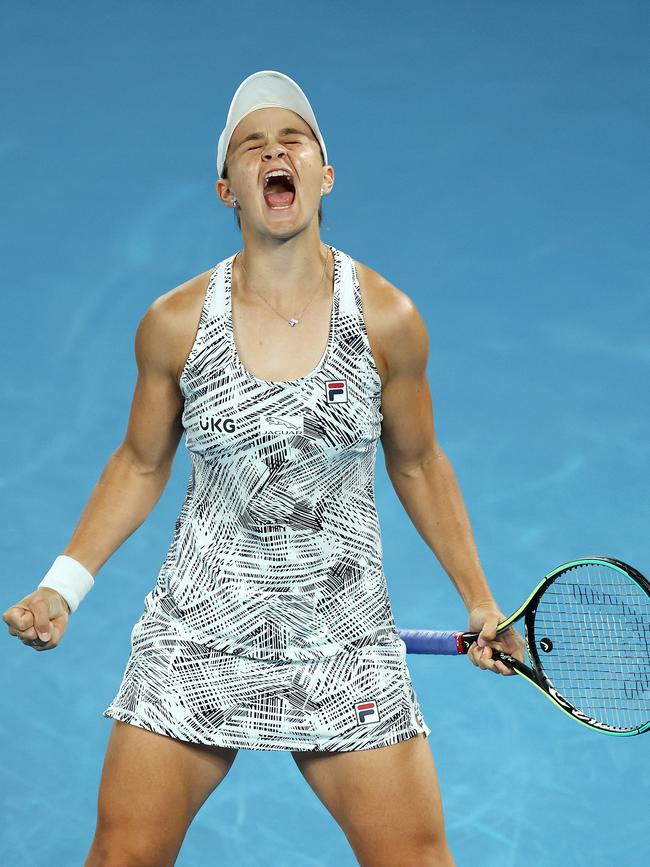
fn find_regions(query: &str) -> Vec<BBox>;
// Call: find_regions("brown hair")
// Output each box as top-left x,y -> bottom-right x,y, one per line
221,155 -> 325,231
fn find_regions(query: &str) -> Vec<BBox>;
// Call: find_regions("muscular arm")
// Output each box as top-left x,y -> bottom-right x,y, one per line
60,295 -> 186,577
376,282 -> 496,612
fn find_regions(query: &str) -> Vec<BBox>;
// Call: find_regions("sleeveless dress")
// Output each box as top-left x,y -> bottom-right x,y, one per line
103,244 -> 431,751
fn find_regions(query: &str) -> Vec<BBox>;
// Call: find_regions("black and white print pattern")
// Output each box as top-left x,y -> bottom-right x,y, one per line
103,245 -> 431,751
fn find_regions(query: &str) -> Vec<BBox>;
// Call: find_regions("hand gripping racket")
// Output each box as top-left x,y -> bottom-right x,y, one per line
397,556 -> 650,736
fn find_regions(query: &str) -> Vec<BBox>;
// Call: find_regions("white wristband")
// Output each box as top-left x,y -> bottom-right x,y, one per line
38,555 -> 95,614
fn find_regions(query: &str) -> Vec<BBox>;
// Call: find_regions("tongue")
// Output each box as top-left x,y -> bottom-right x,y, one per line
264,190 -> 295,208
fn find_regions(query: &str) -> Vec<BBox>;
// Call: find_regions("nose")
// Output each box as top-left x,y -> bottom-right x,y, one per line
262,142 -> 287,161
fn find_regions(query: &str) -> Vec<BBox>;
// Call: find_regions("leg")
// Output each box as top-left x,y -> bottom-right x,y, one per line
292,733 -> 455,867
85,720 -> 238,867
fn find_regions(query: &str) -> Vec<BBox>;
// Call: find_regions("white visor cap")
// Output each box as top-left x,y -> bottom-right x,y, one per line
216,70 -> 328,178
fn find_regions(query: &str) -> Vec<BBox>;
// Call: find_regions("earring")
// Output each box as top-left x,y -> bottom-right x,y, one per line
232,198 -> 239,207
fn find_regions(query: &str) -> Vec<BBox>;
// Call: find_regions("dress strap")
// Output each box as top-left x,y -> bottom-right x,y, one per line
207,255 -> 235,320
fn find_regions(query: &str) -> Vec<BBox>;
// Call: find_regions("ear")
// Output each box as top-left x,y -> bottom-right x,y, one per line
321,165 -> 335,196
215,178 -> 237,208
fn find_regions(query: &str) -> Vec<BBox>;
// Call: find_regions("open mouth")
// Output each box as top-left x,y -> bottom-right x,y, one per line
262,173 -> 296,210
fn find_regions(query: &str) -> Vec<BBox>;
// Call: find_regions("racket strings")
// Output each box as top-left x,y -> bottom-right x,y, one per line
533,563 -> 650,731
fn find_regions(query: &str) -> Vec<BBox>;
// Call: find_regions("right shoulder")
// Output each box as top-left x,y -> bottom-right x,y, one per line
135,267 -> 215,383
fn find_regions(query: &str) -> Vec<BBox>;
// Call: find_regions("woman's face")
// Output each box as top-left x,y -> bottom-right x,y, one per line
216,106 -> 333,233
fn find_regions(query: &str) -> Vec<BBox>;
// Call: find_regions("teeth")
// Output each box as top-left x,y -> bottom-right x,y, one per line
263,169 -> 293,188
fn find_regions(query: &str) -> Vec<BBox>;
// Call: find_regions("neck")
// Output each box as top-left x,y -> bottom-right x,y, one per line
233,232 -> 331,307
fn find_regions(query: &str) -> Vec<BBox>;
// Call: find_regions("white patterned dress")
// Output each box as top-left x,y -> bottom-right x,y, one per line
103,245 -> 431,751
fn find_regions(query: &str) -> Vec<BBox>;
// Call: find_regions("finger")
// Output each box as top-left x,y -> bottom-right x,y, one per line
31,638 -> 54,651
477,628 -> 496,649
472,643 -> 495,671
485,654 -> 511,675
23,632 -> 54,650
26,598 -> 53,642
11,623 -> 37,640
4,605 -> 34,634
493,652 -> 517,675
504,638 -> 526,664
474,644 -> 492,670
481,645 -> 513,675
11,617 -> 55,647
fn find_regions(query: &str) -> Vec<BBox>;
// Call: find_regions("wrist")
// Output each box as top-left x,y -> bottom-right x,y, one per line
38,554 -> 95,613
467,598 -> 498,612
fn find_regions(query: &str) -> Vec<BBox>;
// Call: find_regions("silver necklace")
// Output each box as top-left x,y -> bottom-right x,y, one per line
236,247 -> 330,327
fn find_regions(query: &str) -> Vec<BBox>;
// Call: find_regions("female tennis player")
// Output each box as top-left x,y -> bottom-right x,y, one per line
4,70 -> 524,866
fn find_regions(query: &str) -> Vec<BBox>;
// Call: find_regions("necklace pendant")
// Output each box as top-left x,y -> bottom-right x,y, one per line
288,317 -> 299,327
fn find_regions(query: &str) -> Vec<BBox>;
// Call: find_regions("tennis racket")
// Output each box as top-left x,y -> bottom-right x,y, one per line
397,556 -> 650,737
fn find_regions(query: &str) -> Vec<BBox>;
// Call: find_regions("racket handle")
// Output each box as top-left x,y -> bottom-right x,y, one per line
396,629 -> 463,654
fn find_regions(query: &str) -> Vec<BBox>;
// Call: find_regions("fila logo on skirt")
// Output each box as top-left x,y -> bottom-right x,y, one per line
325,379 -> 348,403
354,699 -> 380,725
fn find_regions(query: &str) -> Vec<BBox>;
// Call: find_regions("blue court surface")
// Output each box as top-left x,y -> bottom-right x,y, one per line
2,2 -> 649,865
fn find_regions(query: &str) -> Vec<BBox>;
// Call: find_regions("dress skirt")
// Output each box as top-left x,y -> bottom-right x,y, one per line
103,613 -> 431,752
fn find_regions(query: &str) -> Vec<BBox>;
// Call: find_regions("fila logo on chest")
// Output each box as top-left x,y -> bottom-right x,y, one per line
325,379 -> 348,404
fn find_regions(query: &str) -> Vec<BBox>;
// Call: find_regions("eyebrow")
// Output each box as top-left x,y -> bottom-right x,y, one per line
236,127 -> 312,148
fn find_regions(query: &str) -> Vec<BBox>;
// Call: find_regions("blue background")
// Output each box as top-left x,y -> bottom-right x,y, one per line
1,1 -> 649,864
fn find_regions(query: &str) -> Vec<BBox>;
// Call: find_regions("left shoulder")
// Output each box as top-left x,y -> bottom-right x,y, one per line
351,257 -> 429,384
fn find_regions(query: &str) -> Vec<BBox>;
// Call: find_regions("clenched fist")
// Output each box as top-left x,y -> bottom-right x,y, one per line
3,588 -> 71,651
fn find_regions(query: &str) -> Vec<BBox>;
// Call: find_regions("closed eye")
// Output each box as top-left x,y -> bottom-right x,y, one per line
248,139 -> 302,150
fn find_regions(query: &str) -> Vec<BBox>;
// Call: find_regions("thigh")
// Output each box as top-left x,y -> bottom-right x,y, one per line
87,720 -> 238,867
292,734 -> 453,867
